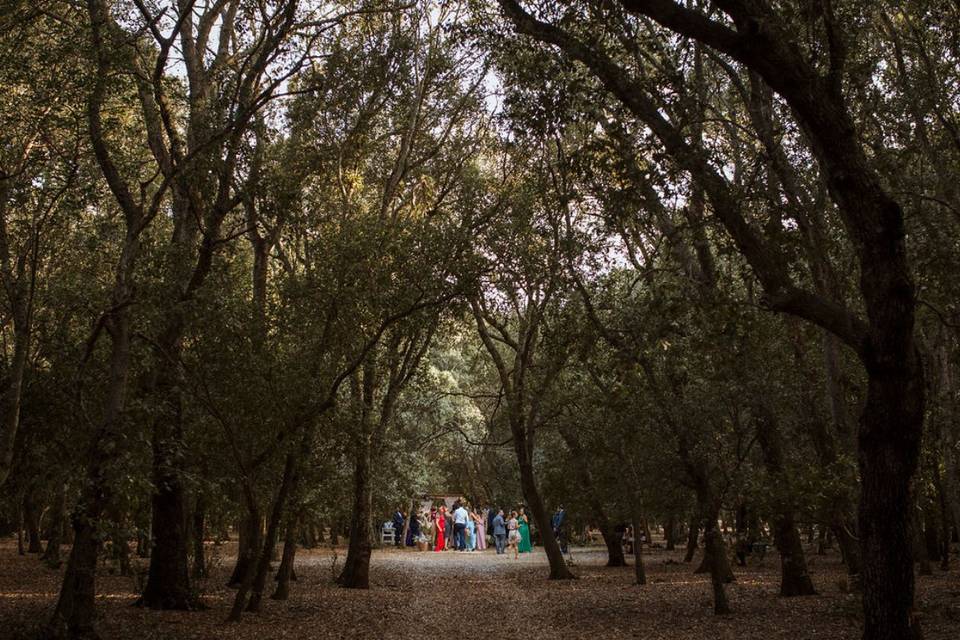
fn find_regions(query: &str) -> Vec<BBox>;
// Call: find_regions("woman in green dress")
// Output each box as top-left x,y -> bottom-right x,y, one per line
518,507 -> 533,553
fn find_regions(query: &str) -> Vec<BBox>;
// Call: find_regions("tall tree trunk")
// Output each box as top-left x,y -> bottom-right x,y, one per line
631,500 -> 646,585
858,354 -> 925,640
754,405 -> 816,596
271,518 -> 298,600
43,484 -> 66,568
0,300 -> 30,488
683,512 -> 699,562
140,334 -> 191,609
692,486 -> 734,597
136,302 -> 193,606
665,514 -> 676,551
601,528 -> 626,568
704,526 -> 731,615
228,510 -> 261,587
47,496 -> 107,639
337,446 -> 373,589
694,521 -> 734,583
24,493 -> 42,553
45,266 -> 136,638
515,435 -> 574,579
230,453 -> 297,620
773,512 -> 816,596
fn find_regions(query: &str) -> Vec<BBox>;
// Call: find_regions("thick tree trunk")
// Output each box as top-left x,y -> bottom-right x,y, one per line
43,3 -> 152,632
46,501 -> 106,639
24,494 -> 42,553
43,484 -> 66,568
665,514 -> 676,551
858,356 -> 925,640
140,351 -> 191,609
631,501 -> 646,585
228,511 -> 261,587
112,531 -> 132,577
337,446 -> 373,589
754,405 -> 816,596
692,488 -> 734,597
0,301 -> 30,488
694,528 -> 734,582
516,450 -> 573,579
271,519 -> 298,600
705,527 -> 731,615
684,513 -> 699,562
773,513 -> 817,596
45,276 -> 135,638
601,527 -> 627,567
140,447 -> 191,607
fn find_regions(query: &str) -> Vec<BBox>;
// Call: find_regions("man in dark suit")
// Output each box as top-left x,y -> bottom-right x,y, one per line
392,508 -> 405,547
552,506 -> 567,553
492,509 -> 507,554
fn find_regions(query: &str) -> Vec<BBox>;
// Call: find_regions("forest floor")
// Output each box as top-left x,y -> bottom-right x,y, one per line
1,538 -> 959,639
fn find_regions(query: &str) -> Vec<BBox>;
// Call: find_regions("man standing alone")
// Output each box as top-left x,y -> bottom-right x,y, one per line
453,502 -> 469,551
392,508 -> 405,547
552,506 -> 567,554
492,509 -> 507,554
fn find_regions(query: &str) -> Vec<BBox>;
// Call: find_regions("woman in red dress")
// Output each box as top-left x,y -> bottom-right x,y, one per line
434,506 -> 446,551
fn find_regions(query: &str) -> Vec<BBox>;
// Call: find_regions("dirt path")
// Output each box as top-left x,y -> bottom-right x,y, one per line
1,541 -> 958,639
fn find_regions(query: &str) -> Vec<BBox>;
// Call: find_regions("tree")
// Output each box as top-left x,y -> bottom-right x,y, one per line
496,2 -> 929,635
466,148 -> 576,580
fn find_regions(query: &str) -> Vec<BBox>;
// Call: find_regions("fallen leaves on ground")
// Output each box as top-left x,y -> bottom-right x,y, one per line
1,540 -> 957,639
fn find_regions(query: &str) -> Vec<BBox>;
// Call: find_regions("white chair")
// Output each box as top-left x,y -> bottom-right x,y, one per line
381,522 -> 396,545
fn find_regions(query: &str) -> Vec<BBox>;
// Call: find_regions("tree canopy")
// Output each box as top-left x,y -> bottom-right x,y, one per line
0,2 -> 958,639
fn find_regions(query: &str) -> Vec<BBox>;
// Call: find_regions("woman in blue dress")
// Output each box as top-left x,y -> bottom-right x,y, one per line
466,505 -> 477,550
405,510 -> 421,546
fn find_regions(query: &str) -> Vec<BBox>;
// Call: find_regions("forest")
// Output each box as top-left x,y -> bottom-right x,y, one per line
0,1 -> 958,639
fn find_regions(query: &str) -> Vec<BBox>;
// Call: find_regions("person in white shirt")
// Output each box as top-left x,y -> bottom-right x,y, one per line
453,503 -> 469,551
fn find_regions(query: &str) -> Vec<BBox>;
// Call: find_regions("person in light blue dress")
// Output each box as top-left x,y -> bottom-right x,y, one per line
466,504 -> 477,550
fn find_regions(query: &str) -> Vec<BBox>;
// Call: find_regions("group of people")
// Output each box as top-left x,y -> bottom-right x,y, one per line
390,501 -> 567,559
429,501 -> 489,552
489,508 -> 534,558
